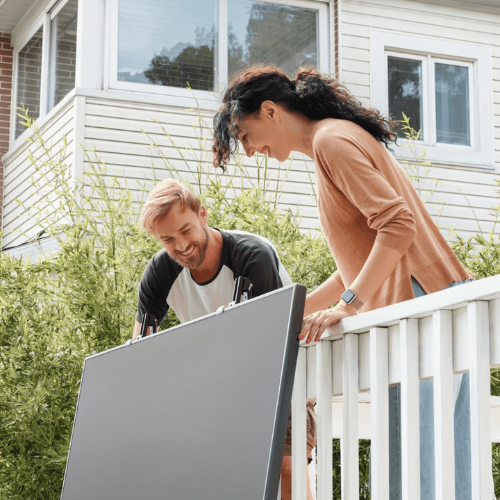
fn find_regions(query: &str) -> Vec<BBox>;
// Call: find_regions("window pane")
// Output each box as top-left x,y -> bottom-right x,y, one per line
48,0 -> 78,112
16,27 -> 43,139
435,63 -> 470,146
118,0 -> 217,91
388,56 -> 423,140
228,0 -> 318,79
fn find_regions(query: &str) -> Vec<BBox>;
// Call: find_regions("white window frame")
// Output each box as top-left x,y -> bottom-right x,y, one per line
10,0 -> 76,145
371,30 -> 494,169
107,0 -> 330,102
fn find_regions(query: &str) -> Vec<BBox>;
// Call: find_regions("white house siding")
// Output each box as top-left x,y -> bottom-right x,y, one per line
82,97 -> 320,231
341,0 -> 500,240
1,98 -> 75,249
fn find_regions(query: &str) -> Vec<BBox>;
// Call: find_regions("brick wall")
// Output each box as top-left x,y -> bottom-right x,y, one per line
0,32 -> 13,231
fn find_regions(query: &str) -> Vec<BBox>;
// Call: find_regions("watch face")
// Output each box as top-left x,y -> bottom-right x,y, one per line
342,289 -> 355,304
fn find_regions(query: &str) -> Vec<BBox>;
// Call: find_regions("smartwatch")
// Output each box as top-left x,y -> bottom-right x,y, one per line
341,289 -> 364,310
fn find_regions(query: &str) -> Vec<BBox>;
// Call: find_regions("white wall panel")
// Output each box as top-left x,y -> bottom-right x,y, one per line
2,102 -> 75,249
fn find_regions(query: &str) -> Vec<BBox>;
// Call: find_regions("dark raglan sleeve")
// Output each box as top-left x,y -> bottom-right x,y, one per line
135,252 -> 177,324
227,234 -> 285,298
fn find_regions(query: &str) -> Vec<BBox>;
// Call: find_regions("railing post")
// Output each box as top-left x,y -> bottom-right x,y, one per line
342,333 -> 359,499
291,347 -> 307,500
468,301 -> 492,499
316,340 -> 333,500
400,318 -> 420,500
370,327 -> 389,499
433,309 -> 455,499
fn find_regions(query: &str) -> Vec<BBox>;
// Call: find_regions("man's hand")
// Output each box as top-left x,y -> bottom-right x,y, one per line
299,302 -> 356,344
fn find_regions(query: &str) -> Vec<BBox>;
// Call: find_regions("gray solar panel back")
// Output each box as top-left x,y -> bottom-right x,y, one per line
61,284 -> 306,500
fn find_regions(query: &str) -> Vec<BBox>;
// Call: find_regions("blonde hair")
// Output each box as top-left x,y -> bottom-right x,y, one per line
140,178 -> 201,235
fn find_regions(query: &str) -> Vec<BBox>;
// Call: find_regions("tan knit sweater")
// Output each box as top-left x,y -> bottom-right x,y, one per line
312,118 -> 473,313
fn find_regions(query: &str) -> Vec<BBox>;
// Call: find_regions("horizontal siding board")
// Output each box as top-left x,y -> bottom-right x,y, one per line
85,97 -> 214,121
343,0 -> 500,39
342,59 -> 370,74
341,81 -> 370,98
85,115 -> 203,140
343,34 -> 370,51
85,103 -> 212,129
343,47 -> 370,63
345,0 -> 500,25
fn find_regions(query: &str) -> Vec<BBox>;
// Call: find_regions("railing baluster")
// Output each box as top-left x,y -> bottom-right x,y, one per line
342,333 -> 359,499
468,301 -> 493,499
292,347 -> 307,500
433,309 -> 455,499
370,327 -> 389,499
316,341 -> 333,500
400,318 -> 420,500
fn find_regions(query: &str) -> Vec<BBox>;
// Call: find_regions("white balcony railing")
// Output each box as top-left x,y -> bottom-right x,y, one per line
290,274 -> 500,500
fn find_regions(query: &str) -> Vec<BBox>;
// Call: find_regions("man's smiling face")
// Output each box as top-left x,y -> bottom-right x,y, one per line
152,202 -> 210,270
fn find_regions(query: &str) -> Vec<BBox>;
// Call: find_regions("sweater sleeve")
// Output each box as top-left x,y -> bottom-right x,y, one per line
314,131 -> 417,255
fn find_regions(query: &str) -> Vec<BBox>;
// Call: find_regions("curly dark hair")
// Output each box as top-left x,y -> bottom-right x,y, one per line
212,65 -> 397,170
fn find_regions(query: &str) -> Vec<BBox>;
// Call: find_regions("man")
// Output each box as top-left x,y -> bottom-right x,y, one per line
133,178 -> 315,500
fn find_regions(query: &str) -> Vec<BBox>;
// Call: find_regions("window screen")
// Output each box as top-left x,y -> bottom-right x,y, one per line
16,27 -> 43,139
388,56 -> 423,140
48,0 -> 78,112
435,63 -> 470,146
118,0 -> 217,91
228,0 -> 318,79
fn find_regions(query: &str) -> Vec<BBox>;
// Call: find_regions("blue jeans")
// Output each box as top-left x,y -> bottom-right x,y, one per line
388,278 -> 475,500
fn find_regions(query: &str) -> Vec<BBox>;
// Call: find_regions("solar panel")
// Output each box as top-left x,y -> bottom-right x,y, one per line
61,284 -> 306,500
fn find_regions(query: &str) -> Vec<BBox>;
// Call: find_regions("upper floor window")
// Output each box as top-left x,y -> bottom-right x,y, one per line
12,0 -> 78,141
110,0 -> 329,97
388,54 -> 473,147
371,31 -> 494,169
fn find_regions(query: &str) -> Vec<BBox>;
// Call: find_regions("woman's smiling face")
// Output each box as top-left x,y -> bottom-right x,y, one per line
234,102 -> 292,163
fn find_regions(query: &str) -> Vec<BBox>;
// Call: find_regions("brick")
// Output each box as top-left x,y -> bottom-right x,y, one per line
0,82 -> 12,91
1,56 -> 13,64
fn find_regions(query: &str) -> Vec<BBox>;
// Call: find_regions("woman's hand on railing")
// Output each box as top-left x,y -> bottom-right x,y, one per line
299,301 -> 357,344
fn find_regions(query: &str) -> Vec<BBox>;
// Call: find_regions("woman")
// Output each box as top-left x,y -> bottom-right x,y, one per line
212,65 -> 475,498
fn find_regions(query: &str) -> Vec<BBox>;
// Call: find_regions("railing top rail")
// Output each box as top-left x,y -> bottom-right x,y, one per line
313,274 -> 500,342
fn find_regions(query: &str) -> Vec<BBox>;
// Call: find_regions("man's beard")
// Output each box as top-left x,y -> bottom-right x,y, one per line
169,226 -> 209,270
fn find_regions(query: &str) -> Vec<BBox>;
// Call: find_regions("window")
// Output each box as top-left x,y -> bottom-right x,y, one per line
110,0 -> 329,97
117,0 -> 217,91
15,27 -> 44,139
48,0 -> 78,111
371,31 -> 494,168
227,0 -> 319,79
12,0 -> 78,141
